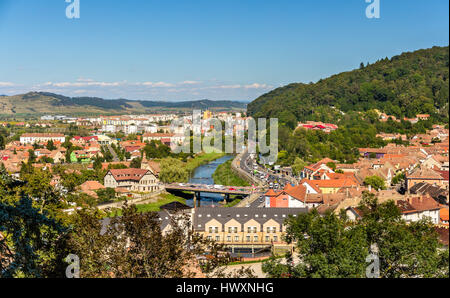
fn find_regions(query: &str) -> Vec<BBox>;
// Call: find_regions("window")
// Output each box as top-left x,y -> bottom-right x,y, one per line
265,236 -> 270,242
273,236 -> 278,242
254,236 -> 258,242
235,236 -> 239,242
227,236 -> 231,242
215,236 -> 220,242
246,236 -> 251,242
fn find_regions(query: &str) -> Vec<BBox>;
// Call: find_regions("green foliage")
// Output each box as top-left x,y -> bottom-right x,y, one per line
46,140 -> 56,151
291,157 -> 307,176
364,175 -> 386,190
159,158 -> 189,183
130,157 -> 142,169
143,140 -> 172,159
96,188 -> 116,204
0,127 -> 6,150
392,172 -> 406,185
212,160 -> 250,187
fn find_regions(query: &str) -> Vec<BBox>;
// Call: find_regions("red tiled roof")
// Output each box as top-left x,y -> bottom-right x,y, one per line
108,168 -> 150,182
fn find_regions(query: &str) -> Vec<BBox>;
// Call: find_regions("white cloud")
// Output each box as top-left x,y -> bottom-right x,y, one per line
180,80 -> 201,85
244,83 -> 271,89
0,82 -> 15,87
139,82 -> 175,88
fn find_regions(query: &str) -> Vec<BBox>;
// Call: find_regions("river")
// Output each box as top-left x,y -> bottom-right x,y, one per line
185,155 -> 234,207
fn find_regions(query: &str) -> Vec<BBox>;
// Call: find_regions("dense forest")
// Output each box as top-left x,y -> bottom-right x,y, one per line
248,46 -> 449,128
249,46 -> 449,165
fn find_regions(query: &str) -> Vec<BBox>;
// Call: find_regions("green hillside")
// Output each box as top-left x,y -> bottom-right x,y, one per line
248,46 -> 449,128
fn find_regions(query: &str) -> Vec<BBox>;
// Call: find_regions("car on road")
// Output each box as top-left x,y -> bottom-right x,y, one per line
229,187 -> 236,191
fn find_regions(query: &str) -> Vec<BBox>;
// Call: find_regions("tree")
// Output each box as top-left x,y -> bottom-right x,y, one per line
0,167 -> 67,277
0,127 -> 6,150
96,188 -> 116,204
62,205 -> 252,278
159,158 -> 189,183
1,167 -> 253,278
46,140 -> 56,151
291,157 -> 306,176
364,175 -> 386,190
28,149 -> 36,163
130,157 -> 142,169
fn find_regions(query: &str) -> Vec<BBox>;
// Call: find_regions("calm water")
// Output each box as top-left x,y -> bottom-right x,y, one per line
185,155 -> 234,207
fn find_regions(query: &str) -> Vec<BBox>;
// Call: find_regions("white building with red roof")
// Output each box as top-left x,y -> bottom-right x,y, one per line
104,168 -> 160,193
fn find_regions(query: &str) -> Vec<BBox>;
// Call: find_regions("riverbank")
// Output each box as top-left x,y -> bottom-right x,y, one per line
212,159 -> 251,187
185,152 -> 226,176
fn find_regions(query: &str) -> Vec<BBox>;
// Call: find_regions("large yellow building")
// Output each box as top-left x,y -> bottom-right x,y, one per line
192,207 -> 308,246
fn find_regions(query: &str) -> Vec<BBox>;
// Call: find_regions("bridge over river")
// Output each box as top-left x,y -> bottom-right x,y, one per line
165,183 -> 262,207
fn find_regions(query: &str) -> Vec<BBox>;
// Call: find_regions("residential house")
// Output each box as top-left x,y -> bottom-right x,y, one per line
104,168 -> 160,193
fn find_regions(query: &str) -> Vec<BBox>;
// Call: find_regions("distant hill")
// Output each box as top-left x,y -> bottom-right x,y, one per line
247,46 -> 449,128
0,92 -> 247,116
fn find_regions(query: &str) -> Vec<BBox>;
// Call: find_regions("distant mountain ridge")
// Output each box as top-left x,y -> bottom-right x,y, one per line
0,92 -> 247,116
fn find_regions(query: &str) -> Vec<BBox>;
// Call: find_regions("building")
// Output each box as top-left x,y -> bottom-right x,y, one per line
406,167 -> 448,191
396,196 -> 441,224
346,196 -> 441,224
265,184 -> 322,208
20,133 -> 65,145
301,158 -> 336,180
192,207 -> 308,246
104,168 -> 160,193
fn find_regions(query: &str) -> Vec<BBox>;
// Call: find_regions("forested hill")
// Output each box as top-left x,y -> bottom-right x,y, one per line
248,46 -> 449,128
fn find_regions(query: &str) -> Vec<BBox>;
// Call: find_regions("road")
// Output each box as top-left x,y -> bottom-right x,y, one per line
239,151 -> 294,191
106,144 -> 120,162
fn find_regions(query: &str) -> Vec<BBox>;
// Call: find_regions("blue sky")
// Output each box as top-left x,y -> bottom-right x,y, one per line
0,0 -> 448,102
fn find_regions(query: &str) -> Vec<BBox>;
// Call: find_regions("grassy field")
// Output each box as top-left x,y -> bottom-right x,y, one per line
107,193 -> 187,217
212,159 -> 250,187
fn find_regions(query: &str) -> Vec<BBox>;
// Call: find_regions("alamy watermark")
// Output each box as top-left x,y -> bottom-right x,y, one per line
66,0 -> 80,19
365,244 -> 380,278
65,254 -> 80,278
366,0 -> 380,19
170,111 -> 279,165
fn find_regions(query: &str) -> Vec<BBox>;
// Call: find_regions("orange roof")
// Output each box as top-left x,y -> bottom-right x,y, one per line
284,185 -> 307,202
80,180 -> 105,192
441,208 -> 449,221
400,196 -> 441,213
305,178 -> 358,189
265,189 -> 278,197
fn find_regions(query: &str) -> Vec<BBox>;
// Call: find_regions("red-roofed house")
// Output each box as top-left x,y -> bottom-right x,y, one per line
104,168 -> 160,193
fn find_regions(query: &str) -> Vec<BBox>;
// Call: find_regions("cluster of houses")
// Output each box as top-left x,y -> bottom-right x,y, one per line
379,111 -> 431,124
263,133 -> 449,232
296,121 -> 339,133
